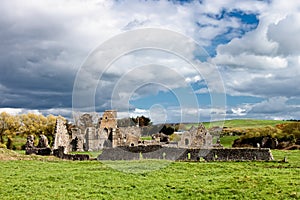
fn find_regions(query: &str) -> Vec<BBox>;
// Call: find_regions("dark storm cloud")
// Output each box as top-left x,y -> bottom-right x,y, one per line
0,1 -> 87,110
0,37 -> 77,109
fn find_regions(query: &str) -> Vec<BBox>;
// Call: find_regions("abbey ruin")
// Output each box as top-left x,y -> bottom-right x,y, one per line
52,110 -> 142,153
49,110 -> 273,162
52,110 -> 214,153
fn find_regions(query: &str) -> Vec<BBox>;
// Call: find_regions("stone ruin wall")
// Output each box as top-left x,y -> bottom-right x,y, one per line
185,148 -> 274,161
53,146 -> 90,161
85,127 -> 98,151
119,126 -> 141,137
178,124 -> 213,148
71,128 -> 84,151
53,113 -> 216,152
25,134 -> 52,155
53,118 -> 70,153
118,126 -> 141,146
70,110 -> 119,151
98,146 -> 274,161
99,110 -> 117,129
25,114 -> 274,162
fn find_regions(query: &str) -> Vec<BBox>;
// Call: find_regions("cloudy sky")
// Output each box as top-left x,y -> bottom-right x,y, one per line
0,0 -> 300,123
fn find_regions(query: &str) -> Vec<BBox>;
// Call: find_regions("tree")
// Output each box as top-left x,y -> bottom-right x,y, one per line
160,125 -> 175,135
43,114 -> 58,145
19,113 -> 45,136
0,112 -> 61,149
132,116 -> 151,127
0,112 -> 20,144
19,113 -> 58,139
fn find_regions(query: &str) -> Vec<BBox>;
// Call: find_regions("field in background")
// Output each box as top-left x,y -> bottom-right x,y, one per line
0,149 -> 299,199
219,136 -> 240,148
183,119 -> 290,130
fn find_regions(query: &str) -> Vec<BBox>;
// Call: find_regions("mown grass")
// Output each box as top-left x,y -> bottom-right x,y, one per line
0,149 -> 299,199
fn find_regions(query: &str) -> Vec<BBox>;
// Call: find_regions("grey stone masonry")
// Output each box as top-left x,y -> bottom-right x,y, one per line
53,118 -> 70,153
98,146 -> 274,161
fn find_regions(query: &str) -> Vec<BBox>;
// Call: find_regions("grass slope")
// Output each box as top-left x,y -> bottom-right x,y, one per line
184,119 -> 289,129
219,119 -> 289,128
0,148 -> 59,161
219,136 -> 240,148
0,149 -> 299,199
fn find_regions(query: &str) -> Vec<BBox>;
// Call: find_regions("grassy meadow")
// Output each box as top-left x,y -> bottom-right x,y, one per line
0,119 -> 298,199
219,136 -> 240,148
0,149 -> 299,200
183,119 -> 290,129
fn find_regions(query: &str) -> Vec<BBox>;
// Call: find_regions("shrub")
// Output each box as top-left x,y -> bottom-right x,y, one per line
233,123 -> 300,149
169,133 -> 181,142
0,143 -> 7,148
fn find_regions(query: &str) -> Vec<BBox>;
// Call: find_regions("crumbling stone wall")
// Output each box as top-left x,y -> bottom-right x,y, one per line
53,146 -> 90,161
53,118 -> 70,153
25,135 -> 51,155
98,145 -> 185,160
99,110 -> 117,129
37,135 -> 50,148
72,126 -> 108,151
71,128 -> 84,151
98,146 -> 273,161
97,129 -> 108,149
183,148 -> 274,161
98,110 -> 118,148
85,127 -> 102,151
71,111 -> 143,150
119,126 -> 141,137
178,124 -> 213,148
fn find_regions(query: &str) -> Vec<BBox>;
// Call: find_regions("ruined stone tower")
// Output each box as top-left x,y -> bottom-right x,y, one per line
99,110 -> 117,129
99,110 -> 118,147
70,110 -> 141,150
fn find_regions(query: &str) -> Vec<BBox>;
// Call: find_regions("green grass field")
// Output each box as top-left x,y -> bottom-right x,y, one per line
183,119 -> 290,129
215,119 -> 289,128
0,149 -> 299,199
219,136 -> 240,148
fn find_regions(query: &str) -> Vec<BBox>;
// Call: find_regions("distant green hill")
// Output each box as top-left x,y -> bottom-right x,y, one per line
183,119 -> 291,130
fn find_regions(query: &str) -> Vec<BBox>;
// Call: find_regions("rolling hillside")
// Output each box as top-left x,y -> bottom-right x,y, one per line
183,119 -> 290,130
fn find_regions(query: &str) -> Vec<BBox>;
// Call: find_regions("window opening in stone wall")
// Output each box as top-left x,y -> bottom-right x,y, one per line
185,138 -> 189,145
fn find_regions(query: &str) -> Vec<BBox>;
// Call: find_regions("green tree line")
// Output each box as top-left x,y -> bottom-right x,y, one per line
0,112 -> 62,149
233,123 -> 300,149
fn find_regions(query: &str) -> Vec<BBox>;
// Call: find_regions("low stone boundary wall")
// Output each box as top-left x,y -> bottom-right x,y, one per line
53,146 -> 90,161
98,146 -> 273,161
25,147 -> 52,155
186,148 -> 273,161
98,146 -> 186,161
